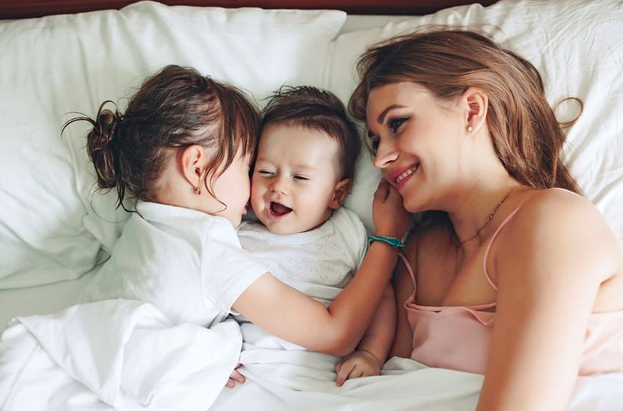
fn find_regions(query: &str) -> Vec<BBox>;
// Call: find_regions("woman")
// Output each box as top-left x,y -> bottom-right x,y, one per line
349,29 -> 623,411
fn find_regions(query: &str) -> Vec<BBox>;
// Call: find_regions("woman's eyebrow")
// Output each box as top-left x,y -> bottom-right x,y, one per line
377,104 -> 404,124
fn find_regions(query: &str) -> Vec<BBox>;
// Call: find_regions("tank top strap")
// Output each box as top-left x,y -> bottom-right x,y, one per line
398,252 -> 417,292
482,205 -> 523,290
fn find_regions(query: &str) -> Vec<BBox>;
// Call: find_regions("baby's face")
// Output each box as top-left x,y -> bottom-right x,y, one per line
251,124 -> 342,234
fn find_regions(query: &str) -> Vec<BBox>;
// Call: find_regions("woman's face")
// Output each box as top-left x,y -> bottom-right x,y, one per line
366,82 -> 466,213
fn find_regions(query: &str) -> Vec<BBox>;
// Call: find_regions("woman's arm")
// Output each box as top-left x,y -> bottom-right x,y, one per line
477,190 -> 622,411
390,240 -> 417,358
355,284 -> 397,362
233,181 -> 411,356
334,284 -> 396,386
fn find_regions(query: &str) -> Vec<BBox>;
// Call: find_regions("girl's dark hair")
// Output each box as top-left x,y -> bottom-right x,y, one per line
261,85 -> 361,181
63,65 -> 260,210
349,29 -> 581,193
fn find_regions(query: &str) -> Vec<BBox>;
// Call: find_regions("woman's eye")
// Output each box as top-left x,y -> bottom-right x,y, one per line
388,117 -> 407,133
369,138 -> 380,152
367,130 -> 380,152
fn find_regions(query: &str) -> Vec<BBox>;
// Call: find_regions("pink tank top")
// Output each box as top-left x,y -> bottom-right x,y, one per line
402,206 -> 623,375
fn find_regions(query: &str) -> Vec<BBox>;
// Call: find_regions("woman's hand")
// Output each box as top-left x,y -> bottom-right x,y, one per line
372,179 -> 411,240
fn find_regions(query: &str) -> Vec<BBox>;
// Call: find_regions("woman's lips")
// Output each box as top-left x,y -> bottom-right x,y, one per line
391,164 -> 418,189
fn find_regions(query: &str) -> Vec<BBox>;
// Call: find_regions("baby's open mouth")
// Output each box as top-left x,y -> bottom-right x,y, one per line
270,202 -> 292,216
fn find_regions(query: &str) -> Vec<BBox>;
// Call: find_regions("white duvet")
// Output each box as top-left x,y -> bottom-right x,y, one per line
1,300 -> 622,411
0,299 -> 242,411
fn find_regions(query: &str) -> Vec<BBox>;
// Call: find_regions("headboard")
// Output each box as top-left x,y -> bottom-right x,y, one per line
0,0 -> 498,19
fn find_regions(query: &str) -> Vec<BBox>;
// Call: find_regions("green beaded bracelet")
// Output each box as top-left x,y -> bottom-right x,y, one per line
367,235 -> 405,249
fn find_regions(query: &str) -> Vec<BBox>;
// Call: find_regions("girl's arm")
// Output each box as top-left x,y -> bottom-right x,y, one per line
233,181 -> 411,356
477,190 -> 622,411
334,284 -> 396,386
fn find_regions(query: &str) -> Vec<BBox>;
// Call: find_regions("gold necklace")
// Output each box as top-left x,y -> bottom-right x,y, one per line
459,189 -> 513,246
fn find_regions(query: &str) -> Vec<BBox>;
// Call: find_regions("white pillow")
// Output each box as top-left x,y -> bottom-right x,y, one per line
331,0 -> 623,245
0,1 -> 346,288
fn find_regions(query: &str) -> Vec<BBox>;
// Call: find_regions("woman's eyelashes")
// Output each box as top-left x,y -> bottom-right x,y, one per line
388,116 -> 408,133
366,116 -> 408,151
369,137 -> 380,152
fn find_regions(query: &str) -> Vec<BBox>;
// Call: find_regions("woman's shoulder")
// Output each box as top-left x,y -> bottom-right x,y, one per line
508,187 -> 602,232
495,187 -> 623,282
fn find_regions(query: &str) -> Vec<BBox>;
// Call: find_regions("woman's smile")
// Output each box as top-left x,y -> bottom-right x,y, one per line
391,164 -> 419,189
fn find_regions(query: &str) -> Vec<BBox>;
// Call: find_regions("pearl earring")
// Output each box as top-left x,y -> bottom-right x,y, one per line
467,125 -> 473,133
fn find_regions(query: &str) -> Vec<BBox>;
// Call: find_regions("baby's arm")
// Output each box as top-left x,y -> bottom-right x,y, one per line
233,181 -> 411,356
335,284 -> 395,386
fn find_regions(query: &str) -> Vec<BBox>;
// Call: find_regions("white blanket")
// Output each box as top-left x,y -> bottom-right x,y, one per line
1,306 -> 622,411
211,333 -> 623,411
0,299 -> 242,411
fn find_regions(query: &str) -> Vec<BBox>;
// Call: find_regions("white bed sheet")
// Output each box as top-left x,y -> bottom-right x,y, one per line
0,269 -> 97,332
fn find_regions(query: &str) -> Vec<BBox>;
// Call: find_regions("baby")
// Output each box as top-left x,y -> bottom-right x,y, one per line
237,86 -> 396,386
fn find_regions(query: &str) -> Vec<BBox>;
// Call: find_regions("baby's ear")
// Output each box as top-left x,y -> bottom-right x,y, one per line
330,178 -> 353,210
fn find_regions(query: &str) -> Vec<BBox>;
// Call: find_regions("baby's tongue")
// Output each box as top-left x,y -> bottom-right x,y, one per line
270,202 -> 292,216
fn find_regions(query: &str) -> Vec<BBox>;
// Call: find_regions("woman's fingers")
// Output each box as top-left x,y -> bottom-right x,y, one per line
374,179 -> 390,201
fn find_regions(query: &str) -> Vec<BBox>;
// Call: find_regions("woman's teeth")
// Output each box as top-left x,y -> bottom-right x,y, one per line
396,165 -> 418,184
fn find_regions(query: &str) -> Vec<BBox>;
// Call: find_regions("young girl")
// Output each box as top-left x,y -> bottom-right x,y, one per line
69,65 -> 410,359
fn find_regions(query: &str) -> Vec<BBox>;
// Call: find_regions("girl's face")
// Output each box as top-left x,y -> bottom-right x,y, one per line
206,148 -> 252,227
366,82 -> 466,213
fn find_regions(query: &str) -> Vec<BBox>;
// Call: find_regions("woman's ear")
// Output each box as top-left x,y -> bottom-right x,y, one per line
329,178 -> 353,210
180,145 -> 207,191
463,87 -> 488,134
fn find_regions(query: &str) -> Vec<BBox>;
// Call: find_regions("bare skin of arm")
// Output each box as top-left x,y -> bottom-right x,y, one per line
476,190 -> 623,411
335,284 -> 396,386
233,181 -> 412,356
390,238 -> 417,358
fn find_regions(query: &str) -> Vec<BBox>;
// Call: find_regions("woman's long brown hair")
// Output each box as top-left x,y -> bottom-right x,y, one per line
349,29 -> 581,194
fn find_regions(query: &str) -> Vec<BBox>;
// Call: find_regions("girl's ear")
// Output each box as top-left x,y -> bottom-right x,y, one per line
329,178 -> 353,210
462,87 -> 488,134
180,145 -> 207,190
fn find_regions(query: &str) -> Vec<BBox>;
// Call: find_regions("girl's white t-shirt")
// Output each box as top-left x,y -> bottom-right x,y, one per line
79,201 -> 267,327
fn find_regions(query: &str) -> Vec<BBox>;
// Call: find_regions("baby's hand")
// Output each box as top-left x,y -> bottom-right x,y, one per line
335,350 -> 382,387
372,179 -> 411,240
225,363 -> 245,388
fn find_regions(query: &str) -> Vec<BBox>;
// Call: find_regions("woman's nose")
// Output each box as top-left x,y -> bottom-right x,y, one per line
373,138 -> 398,169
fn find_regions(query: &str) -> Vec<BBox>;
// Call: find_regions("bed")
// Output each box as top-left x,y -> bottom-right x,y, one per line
1,0 -> 622,410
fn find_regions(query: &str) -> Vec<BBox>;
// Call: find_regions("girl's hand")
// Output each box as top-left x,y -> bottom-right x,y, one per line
372,179 -> 411,240
225,363 -> 245,388
335,349 -> 382,387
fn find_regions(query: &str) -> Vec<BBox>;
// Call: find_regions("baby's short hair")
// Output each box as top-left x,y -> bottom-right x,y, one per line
261,85 -> 361,180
